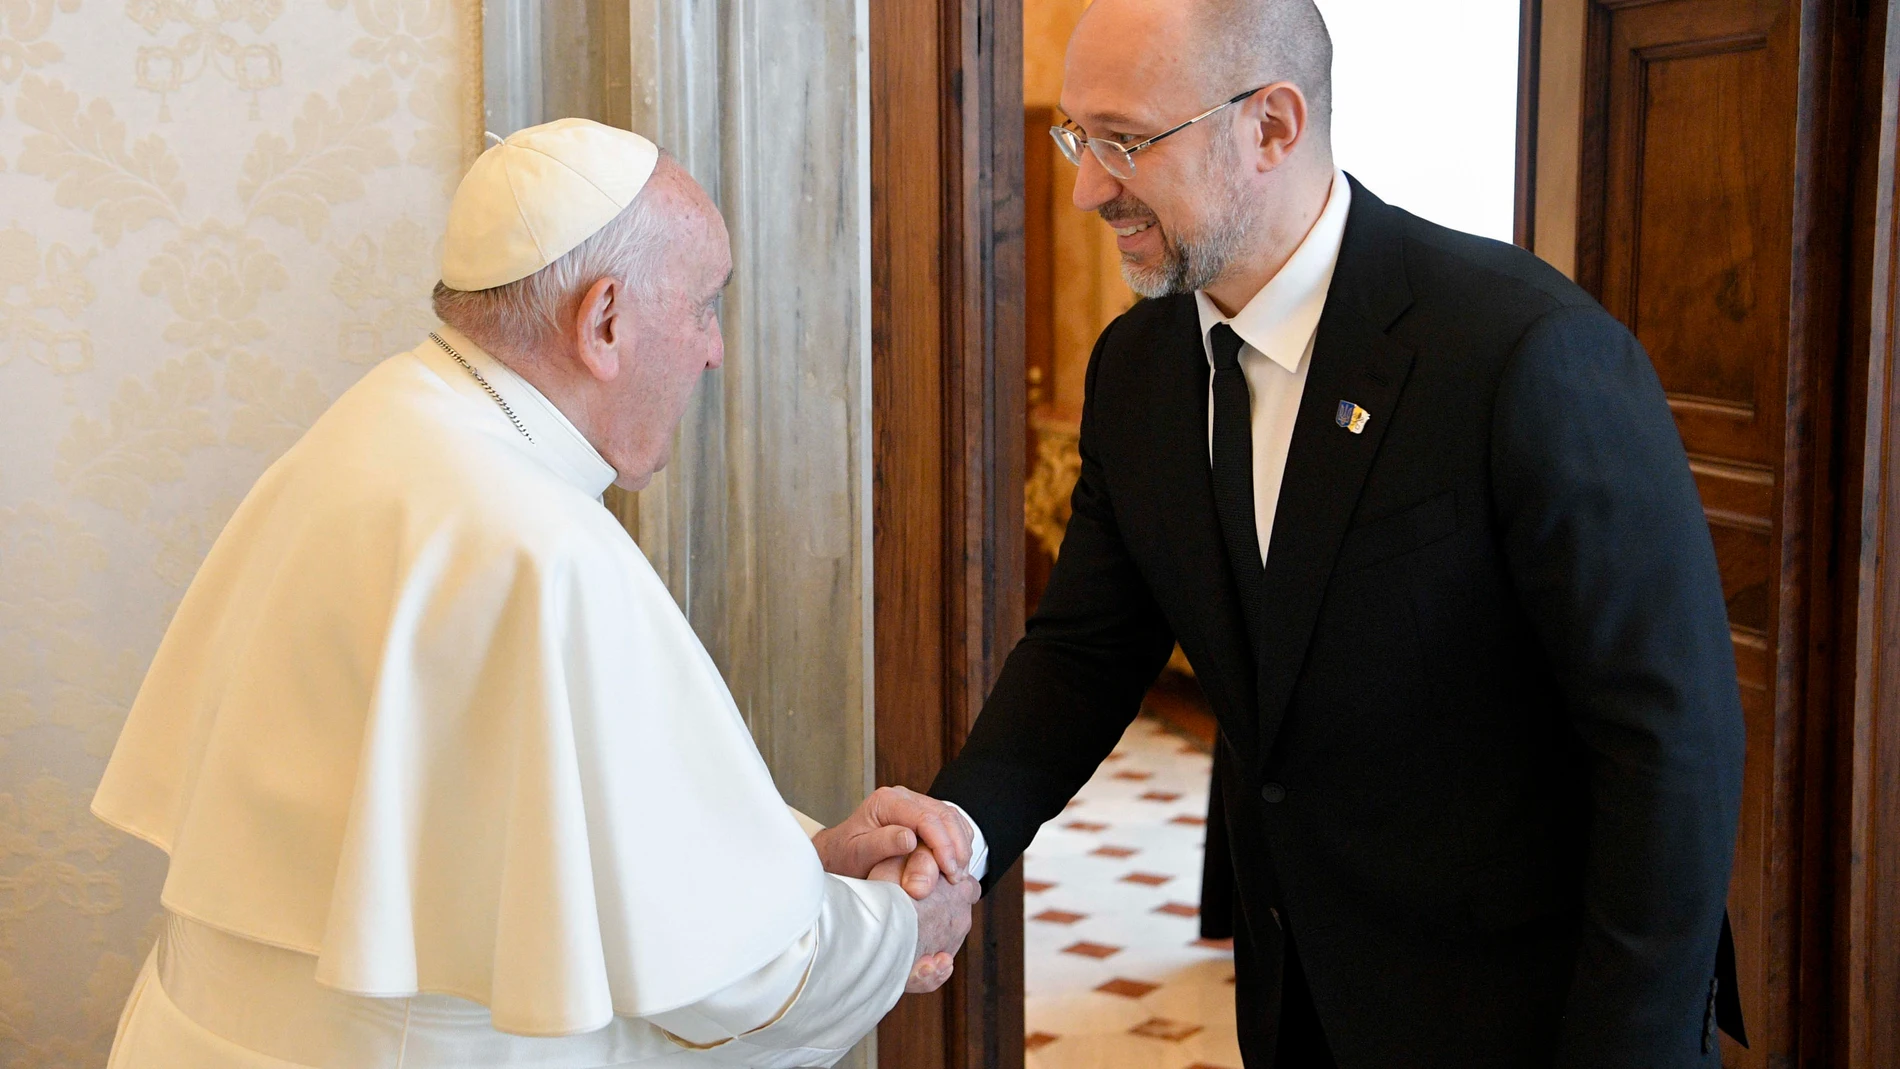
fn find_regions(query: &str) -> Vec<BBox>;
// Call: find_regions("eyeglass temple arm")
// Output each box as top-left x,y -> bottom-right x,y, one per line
1125,87 -> 1265,155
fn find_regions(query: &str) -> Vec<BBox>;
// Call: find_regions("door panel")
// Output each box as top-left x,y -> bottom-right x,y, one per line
1579,0 -> 1857,1064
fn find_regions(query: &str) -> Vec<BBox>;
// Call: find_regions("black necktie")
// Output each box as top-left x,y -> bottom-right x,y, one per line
1209,323 -> 1265,618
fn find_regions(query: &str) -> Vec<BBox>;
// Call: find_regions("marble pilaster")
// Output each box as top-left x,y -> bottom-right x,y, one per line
625,1 -> 874,834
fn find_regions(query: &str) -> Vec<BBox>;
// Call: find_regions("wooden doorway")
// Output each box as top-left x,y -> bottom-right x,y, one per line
1525,0 -> 1900,1064
870,1 -> 1028,1067
869,1 -> 1900,1065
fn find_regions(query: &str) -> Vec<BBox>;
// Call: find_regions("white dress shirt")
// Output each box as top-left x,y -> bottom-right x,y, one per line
1196,170 -> 1352,564
957,171 -> 1354,881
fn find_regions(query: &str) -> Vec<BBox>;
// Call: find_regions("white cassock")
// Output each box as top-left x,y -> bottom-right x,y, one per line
91,325 -> 916,1069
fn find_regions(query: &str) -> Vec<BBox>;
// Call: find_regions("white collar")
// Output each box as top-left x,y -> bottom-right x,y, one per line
425,325 -> 621,499
1194,169 -> 1354,374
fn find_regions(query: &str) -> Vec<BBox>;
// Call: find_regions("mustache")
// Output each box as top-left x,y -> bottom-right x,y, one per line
1096,195 -> 1158,226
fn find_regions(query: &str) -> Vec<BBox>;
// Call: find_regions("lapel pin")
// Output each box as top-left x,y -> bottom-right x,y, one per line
1336,400 -> 1371,435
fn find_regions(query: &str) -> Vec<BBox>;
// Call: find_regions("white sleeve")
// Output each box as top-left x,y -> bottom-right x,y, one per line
645,874 -> 917,1068
944,802 -> 991,883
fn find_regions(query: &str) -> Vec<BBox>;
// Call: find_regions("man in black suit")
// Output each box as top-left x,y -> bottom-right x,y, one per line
923,0 -> 1748,1065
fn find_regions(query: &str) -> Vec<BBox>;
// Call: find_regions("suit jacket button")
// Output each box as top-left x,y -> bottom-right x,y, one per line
1261,783 -> 1287,803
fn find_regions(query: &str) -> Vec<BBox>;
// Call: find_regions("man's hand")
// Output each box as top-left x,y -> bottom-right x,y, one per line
869,855 -> 981,994
812,786 -> 973,899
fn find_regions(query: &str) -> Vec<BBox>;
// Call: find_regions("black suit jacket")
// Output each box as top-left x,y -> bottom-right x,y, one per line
932,179 -> 1746,1068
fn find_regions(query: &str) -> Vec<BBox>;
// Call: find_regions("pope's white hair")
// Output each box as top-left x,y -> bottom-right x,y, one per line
432,167 -> 672,351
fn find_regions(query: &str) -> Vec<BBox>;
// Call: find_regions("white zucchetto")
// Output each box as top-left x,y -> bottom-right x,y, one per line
440,117 -> 661,291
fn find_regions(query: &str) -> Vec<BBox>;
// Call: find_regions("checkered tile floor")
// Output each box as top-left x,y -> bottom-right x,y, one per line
1022,712 -> 1242,1069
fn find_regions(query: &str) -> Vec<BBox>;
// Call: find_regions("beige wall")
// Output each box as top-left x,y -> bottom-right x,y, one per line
0,3 -> 481,1062
1024,0 -> 1133,425
1024,0 -> 1085,107
1534,0 -> 1588,279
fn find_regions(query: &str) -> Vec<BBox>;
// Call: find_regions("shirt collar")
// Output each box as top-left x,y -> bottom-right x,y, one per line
1194,169 -> 1354,374
426,325 -> 621,500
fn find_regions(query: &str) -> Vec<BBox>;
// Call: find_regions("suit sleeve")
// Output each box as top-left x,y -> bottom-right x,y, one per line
1489,305 -> 1745,1065
930,323 -> 1177,891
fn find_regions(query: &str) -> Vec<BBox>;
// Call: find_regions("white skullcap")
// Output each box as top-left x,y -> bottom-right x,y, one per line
440,118 -> 661,291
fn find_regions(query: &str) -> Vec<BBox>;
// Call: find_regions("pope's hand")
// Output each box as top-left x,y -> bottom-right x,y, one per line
812,786 -> 973,899
869,854 -> 981,994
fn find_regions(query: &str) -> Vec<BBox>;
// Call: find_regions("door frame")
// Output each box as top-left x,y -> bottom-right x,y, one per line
1836,3 -> 1900,1064
870,1 -> 1027,1067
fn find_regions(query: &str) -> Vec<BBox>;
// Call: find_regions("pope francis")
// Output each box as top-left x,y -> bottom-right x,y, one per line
91,118 -> 981,1068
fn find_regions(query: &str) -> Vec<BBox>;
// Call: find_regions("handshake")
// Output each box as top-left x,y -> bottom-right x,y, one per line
811,786 -> 983,994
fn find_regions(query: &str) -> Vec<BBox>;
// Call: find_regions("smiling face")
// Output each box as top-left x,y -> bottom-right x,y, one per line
1062,0 -> 1261,298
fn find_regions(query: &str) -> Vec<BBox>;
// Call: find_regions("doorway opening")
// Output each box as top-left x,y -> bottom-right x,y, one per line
1016,3 -> 1525,1065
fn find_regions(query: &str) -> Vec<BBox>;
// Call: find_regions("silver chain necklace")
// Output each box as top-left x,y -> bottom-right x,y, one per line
430,332 -> 534,444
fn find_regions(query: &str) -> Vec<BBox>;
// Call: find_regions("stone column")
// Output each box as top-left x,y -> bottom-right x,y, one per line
625,18 -> 880,1066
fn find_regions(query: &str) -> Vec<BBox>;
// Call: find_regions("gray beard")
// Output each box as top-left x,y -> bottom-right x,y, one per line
1119,150 -> 1255,298
1122,196 -> 1253,298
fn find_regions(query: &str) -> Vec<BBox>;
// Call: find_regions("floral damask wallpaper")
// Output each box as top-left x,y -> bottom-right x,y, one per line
0,2 -> 481,1063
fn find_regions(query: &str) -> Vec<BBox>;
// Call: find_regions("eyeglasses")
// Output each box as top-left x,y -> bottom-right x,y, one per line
1050,88 -> 1264,180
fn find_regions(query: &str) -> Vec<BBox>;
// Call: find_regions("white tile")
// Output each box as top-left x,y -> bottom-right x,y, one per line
1023,714 -> 1239,1067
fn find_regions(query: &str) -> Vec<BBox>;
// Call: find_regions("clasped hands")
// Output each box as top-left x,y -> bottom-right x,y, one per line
812,786 -> 980,994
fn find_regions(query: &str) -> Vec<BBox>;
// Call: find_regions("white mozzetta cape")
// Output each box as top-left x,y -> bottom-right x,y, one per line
93,328 -> 826,1037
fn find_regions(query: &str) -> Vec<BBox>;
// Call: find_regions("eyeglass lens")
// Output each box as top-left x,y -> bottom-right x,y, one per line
1048,126 -> 1135,179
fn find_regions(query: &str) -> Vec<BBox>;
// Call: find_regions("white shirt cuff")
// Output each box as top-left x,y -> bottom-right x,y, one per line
943,801 -> 990,883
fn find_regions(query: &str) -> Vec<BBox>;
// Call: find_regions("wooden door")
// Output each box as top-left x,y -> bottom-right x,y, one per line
1576,0 -> 1871,1063
870,1 -> 1027,1067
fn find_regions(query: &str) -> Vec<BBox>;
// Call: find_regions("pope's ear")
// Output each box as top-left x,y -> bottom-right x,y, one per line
573,275 -> 625,382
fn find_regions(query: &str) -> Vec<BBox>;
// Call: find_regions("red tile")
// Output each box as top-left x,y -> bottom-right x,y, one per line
1063,820 -> 1109,832
1129,1017 -> 1203,1041
1025,1032 -> 1059,1051
1138,789 -> 1184,802
1112,770 -> 1154,781
1091,845 -> 1138,859
1024,880 -> 1057,893
1169,814 -> 1207,827
1095,977 -> 1160,998
1121,871 -> 1172,886
1153,902 -> 1199,918
1062,941 -> 1122,959
1031,909 -> 1087,925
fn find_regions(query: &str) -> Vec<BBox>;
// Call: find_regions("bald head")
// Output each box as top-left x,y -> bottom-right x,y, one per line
1068,0 -> 1333,148
1193,0 -> 1333,137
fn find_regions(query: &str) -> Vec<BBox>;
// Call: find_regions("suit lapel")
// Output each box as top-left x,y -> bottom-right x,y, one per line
1253,179 -> 1416,763
1145,296 -> 1263,763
